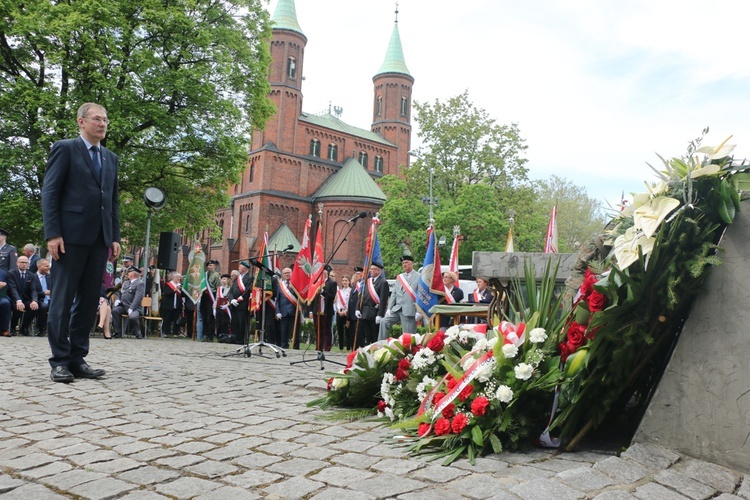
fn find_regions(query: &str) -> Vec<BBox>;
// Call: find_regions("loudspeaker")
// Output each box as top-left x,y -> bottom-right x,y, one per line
157,232 -> 181,271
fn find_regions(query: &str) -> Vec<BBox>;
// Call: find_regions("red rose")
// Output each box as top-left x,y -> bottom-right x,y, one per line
442,403 -> 455,419
470,396 -> 490,417
427,332 -> 446,352
377,400 -> 387,412
566,322 -> 587,349
434,417 -> 451,436
433,391 -> 445,404
580,269 -> 597,301
418,422 -> 431,437
395,368 -> 409,381
559,342 -> 573,362
451,413 -> 469,433
458,384 -> 474,402
346,350 -> 358,368
326,377 -> 333,390
446,375 -> 457,391
588,290 -> 607,312
398,357 -> 411,370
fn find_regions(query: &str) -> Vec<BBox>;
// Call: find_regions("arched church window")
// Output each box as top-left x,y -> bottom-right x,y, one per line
401,96 -> 408,117
287,57 -> 296,79
377,96 -> 382,116
309,139 -> 320,157
359,151 -> 368,168
374,155 -> 383,173
328,143 -> 338,161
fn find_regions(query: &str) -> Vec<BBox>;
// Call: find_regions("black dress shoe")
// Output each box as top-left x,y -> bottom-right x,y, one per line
69,363 -> 106,379
51,366 -> 75,383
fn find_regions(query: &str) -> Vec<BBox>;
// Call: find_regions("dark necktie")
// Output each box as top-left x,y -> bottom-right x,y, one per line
20,272 -> 25,281
90,146 -> 101,181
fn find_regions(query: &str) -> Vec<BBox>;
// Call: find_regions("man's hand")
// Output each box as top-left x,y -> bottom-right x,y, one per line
111,242 -> 121,261
385,309 -> 392,318
230,299 -> 238,307
29,301 -> 38,311
47,236 -> 65,261
375,315 -> 382,325
127,309 -> 133,315
355,310 -> 362,319
275,312 -> 282,320
415,312 -> 423,322
16,300 -> 25,312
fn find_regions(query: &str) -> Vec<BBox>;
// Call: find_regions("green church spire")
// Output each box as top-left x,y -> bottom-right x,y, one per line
271,0 -> 304,35
375,6 -> 411,77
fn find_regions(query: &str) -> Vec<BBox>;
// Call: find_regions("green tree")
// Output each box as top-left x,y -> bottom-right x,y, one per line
0,0 -> 274,249
410,90 -> 529,202
535,175 -> 607,252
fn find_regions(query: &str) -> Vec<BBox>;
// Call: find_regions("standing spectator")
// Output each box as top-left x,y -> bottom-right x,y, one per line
229,261 -> 252,344
320,267 -> 336,351
160,272 -> 184,338
0,228 -> 17,273
0,268 -> 11,337
97,283 -> 113,339
214,273 -> 232,341
356,263 -> 389,346
35,258 -> 52,336
23,244 -> 40,274
379,255 -> 420,340
275,267 -> 299,349
334,275 -> 351,350
199,260 -> 220,342
111,266 -> 145,339
42,102 -> 120,382
7,255 -> 41,336
347,266 -> 364,348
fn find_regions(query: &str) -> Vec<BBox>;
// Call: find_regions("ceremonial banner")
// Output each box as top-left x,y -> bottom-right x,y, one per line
544,205 -> 558,253
182,242 -> 206,304
251,232 -> 274,313
364,215 -> 384,275
449,231 -> 460,288
308,220 -> 326,302
291,216 -> 314,303
416,227 -> 447,318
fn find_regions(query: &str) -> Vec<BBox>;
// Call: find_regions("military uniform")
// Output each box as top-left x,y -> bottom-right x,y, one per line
112,269 -> 145,338
0,241 -> 17,273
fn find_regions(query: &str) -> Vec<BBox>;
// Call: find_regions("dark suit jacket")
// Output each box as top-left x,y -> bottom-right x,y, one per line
0,268 -> 9,300
322,278 -> 337,316
160,282 -> 185,313
230,272 -> 253,309
42,137 -> 120,246
276,281 -> 298,318
7,269 -> 41,304
348,281 -> 362,322
360,275 -> 389,321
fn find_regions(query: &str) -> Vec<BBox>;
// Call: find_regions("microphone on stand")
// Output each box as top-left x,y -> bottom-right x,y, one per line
346,211 -> 367,223
281,244 -> 294,253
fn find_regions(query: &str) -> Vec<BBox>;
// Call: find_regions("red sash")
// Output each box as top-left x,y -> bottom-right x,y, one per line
367,278 -> 381,305
444,286 -> 456,304
237,273 -> 246,293
336,288 -> 349,311
397,273 -> 416,302
279,280 -> 298,306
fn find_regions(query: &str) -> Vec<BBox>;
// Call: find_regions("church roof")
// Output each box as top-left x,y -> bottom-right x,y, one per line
299,112 -> 394,147
268,222 -> 301,253
270,0 -> 304,36
375,22 -> 411,78
314,157 -> 387,203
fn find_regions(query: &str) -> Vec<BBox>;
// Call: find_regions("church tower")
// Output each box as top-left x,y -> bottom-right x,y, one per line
252,0 -> 306,152
371,7 -> 413,174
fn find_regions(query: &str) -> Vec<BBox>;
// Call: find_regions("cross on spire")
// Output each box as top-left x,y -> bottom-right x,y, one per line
395,1 -> 399,22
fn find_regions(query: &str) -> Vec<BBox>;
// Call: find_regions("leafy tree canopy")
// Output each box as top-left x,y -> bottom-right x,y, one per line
0,0 -> 274,249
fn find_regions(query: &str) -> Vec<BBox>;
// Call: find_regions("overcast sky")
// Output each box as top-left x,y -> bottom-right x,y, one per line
269,0 -> 750,210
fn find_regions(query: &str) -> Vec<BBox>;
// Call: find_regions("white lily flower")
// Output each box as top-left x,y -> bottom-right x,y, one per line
696,135 -> 736,160
633,196 -> 680,238
613,226 -> 656,270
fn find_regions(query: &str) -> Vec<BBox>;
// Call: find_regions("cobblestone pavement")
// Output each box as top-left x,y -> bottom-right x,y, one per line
1,336 -> 748,499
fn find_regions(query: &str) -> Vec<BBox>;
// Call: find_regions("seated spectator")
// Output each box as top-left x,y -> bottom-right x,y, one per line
35,258 -> 52,336
111,266 -> 145,339
0,268 -> 10,337
8,255 -> 41,336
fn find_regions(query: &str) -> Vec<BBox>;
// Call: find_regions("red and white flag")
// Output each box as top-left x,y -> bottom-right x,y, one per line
308,220 -> 326,302
544,205 -> 558,254
449,231 -> 461,288
291,217 -> 313,303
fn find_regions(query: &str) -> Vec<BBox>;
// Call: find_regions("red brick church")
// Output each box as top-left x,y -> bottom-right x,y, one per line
181,0 -> 414,274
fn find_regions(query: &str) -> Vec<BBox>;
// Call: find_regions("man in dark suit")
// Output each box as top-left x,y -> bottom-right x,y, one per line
112,266 -> 145,338
320,266 -> 337,351
160,271 -> 184,338
356,263 -> 389,346
229,261 -> 253,344
34,258 -> 52,336
347,266 -> 363,348
7,254 -> 41,336
42,102 -> 121,383
275,267 -> 299,349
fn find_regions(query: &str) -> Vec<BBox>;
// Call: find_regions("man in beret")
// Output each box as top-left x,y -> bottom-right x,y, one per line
111,266 -> 145,339
379,255 -> 421,340
0,228 -> 18,273
347,266 -> 364,348
355,263 -> 389,346
228,261 -> 253,344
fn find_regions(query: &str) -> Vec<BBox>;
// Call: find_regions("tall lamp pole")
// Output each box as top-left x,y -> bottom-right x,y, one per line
408,150 -> 436,225
143,187 -> 166,275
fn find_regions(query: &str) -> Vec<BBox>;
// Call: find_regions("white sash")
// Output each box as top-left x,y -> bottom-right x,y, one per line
335,288 -> 349,311
237,273 -> 246,293
397,273 -> 416,302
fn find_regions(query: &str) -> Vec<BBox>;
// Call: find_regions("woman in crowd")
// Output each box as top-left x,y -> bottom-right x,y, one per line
334,274 -> 351,350
97,284 -> 113,339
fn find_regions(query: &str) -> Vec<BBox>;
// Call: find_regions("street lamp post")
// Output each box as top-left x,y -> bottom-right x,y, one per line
408,150 -> 436,225
143,187 -> 166,276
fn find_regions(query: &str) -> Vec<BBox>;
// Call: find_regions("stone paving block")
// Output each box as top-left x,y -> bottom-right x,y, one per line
68,449 -> 123,466
451,456 -> 510,473
43,469 -> 108,490
593,456 -> 650,484
149,434 -> 193,446
349,473 -> 429,497
184,459 -> 239,478
329,438 -> 378,453
370,457 -> 425,475
0,482 -> 69,499
592,491 -> 638,499
510,477 -> 586,500
621,443 -> 681,470
443,474 -> 521,498
714,494 -> 744,500
118,489 -> 172,499
154,453 -> 206,468
2,452 -> 58,470
266,457 -> 329,476
86,457 -> 144,474
222,469 -> 284,488
329,451 -> 381,469
68,477 -> 137,500
154,476 -> 220,498
263,476 -> 326,498
51,442 -> 99,457
0,474 -> 24,493
364,442 -> 411,458
256,440 -> 305,455
194,485 -> 260,500
202,432 -> 246,444
556,464 -> 621,493
738,475 -> 750,499
502,464 -> 556,481
113,440 -> 161,455
633,481 -> 690,499
128,447 -> 178,462
232,451 -> 284,468
410,464 -> 471,483
117,465 -> 180,485
678,459 -> 742,492
400,489 -> 477,500
309,487 -> 376,500
308,466 -> 376,487
532,458 -> 589,473
0,438 -> 29,451
20,460 -> 73,479
24,430 -> 63,442
653,469 -> 717,499
174,440 -> 217,454
290,445 -> 339,461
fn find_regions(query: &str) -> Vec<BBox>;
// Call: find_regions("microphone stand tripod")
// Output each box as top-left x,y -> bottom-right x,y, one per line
225,251 -> 287,359
290,215 -> 364,370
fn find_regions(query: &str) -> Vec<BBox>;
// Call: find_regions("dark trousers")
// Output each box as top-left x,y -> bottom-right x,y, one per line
161,308 -> 181,336
336,314 -> 348,350
199,295 -> 215,340
360,319 -> 378,347
0,297 -> 10,332
230,306 -> 248,343
47,240 -> 108,368
216,309 -> 230,337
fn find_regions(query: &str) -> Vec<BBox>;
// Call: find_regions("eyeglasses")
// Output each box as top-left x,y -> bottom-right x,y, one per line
85,116 -> 110,125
